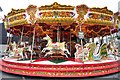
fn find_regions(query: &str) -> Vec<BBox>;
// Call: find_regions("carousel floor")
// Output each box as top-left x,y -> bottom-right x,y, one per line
1,57 -> 119,65
0,57 -> 120,78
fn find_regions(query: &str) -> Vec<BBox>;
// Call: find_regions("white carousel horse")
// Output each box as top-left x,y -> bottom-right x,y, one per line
74,44 -> 89,61
7,42 -> 17,57
22,43 -> 30,59
92,43 -> 101,61
12,42 -> 24,59
42,35 -> 70,57
44,44 -> 68,58
14,47 -> 24,59
107,42 -> 118,60
82,47 -> 89,61
56,42 -> 70,56
74,44 -> 82,59
3,44 -> 11,58
84,42 -> 96,60
8,42 -> 26,59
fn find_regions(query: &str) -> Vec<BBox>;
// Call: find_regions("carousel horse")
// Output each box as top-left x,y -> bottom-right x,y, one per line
44,44 -> 68,58
5,41 -> 16,57
74,44 -> 89,61
83,42 -> 103,61
7,42 -> 16,57
112,41 -> 119,60
92,43 -> 101,61
42,35 -> 70,57
9,42 -> 27,59
82,47 -> 90,61
74,44 -> 82,59
99,43 -> 108,60
14,47 -> 24,59
12,42 -> 24,59
4,43 -> 13,58
23,43 -> 32,59
84,43 -> 96,60
107,41 -> 118,60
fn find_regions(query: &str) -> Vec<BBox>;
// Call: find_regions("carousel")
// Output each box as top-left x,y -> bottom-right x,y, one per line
0,2 -> 120,77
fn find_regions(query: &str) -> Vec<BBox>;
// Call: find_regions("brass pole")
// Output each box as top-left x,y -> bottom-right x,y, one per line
20,27 -> 24,43
30,26 -> 36,62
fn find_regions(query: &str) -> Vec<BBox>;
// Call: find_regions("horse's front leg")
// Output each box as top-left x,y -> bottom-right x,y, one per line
44,52 -> 52,57
23,50 -> 28,59
44,53 -> 48,57
74,52 -> 78,58
114,54 -> 117,60
66,49 -> 71,56
41,48 -> 46,53
21,53 -> 24,59
64,54 -> 68,58
61,52 -> 68,58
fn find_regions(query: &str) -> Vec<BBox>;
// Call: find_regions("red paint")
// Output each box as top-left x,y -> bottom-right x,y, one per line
0,58 -> 120,77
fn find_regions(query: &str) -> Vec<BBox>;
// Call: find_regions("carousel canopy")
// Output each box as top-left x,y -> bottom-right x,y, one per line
75,4 -> 118,38
2,1 -> 119,39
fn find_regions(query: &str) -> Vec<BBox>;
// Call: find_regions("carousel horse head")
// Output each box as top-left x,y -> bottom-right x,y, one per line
43,35 -> 52,47
75,44 -> 81,49
43,35 -> 52,41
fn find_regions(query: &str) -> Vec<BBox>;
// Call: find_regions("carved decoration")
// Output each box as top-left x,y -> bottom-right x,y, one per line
76,4 -> 89,19
27,5 -> 37,24
90,7 -> 113,15
7,8 -> 26,17
39,2 -> 74,10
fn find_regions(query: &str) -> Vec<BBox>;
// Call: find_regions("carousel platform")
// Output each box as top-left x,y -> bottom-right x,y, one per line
0,57 -> 120,78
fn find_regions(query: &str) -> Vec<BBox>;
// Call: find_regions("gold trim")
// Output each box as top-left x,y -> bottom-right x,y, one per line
39,2 -> 74,10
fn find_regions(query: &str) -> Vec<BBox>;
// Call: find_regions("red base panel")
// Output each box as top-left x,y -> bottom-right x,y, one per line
0,58 -> 120,77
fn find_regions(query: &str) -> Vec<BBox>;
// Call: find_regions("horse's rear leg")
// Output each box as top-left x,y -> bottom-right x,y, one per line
44,53 -> 47,57
41,48 -> 46,53
66,49 -> 71,56
61,53 -> 68,58
44,52 -> 50,57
